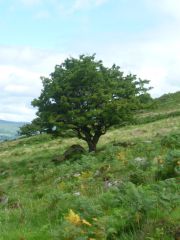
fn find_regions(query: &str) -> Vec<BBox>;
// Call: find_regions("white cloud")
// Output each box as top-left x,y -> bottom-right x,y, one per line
1,35 -> 180,122
20,0 -> 42,7
0,46 -> 67,122
72,0 -> 108,11
1,0 -> 180,122
92,28 -> 180,97
147,0 -> 180,20
16,0 -> 108,13
34,10 -> 50,19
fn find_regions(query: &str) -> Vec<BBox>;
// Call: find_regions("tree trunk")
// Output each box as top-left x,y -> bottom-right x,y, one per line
87,140 -> 97,152
75,127 -> 102,152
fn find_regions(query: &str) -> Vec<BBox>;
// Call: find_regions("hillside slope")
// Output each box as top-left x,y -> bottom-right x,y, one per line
135,91 -> 180,124
0,114 -> 179,239
154,91 -> 180,112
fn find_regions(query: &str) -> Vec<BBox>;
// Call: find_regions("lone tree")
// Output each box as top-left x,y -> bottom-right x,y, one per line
32,55 -> 150,152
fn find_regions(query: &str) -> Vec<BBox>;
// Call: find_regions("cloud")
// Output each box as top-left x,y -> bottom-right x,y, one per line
147,0 -> 180,20
0,0 -> 180,122
19,0 -> 42,7
34,10 -> 50,19
0,46 -> 67,122
1,35 -> 180,122
89,26 -> 180,97
72,0 -> 108,11
16,0 -> 108,13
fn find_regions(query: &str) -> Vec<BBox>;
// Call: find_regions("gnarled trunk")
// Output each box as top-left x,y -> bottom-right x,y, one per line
75,126 -> 105,152
87,140 -> 97,152
86,132 -> 101,152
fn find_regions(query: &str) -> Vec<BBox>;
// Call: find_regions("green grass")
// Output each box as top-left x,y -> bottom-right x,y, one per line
0,115 -> 179,239
134,91 -> 180,123
154,91 -> 180,112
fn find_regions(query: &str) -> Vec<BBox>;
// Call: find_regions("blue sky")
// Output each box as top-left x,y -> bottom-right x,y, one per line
0,0 -> 180,121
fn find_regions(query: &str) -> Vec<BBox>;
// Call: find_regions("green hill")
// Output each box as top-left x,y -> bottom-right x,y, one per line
0,120 -> 25,141
0,92 -> 179,240
154,91 -> 180,112
136,91 -> 180,124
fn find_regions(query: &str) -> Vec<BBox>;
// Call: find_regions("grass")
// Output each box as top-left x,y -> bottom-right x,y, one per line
154,91 -> 180,112
0,114 -> 179,239
135,91 -> 180,125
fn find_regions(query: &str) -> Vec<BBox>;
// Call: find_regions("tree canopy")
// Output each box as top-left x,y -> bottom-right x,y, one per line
32,54 -> 151,151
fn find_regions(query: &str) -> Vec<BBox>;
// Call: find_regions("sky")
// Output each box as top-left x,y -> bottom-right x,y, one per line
0,0 -> 180,122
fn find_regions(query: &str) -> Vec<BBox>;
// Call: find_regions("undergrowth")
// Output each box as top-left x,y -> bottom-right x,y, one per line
0,117 -> 179,239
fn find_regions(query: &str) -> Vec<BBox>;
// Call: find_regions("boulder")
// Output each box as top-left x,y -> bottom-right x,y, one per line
52,155 -> 65,164
113,141 -> 136,147
52,144 -> 86,164
64,144 -> 85,159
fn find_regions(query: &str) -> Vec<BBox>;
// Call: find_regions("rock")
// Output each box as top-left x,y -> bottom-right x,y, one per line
73,173 -> 81,177
63,144 -> 85,160
134,157 -> 149,170
113,141 -> 136,147
52,155 -> 65,164
74,192 -> 81,196
94,170 -> 100,177
134,157 -> 146,162
104,181 -> 113,188
104,180 -> 122,189
52,144 -> 86,164
0,195 -> 8,205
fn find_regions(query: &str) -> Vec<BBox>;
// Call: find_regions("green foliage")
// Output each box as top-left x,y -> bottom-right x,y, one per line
154,91 -> 180,111
18,122 -> 39,137
0,115 -> 179,239
161,131 -> 180,149
18,117 -> 56,137
156,150 -> 180,180
32,54 -> 150,151
138,93 -> 154,110
134,91 -> 180,126
136,111 -> 180,125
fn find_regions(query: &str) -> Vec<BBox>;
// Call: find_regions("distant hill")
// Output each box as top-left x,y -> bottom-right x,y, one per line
154,91 -> 180,112
0,120 -> 25,141
136,91 -> 180,124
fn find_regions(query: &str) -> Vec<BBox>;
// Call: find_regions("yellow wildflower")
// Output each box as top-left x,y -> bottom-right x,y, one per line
65,209 -> 81,225
154,156 -> 164,164
158,159 -> 164,164
58,182 -> 66,190
117,151 -> 126,160
82,219 -> 92,227
81,171 -> 92,179
135,212 -> 141,224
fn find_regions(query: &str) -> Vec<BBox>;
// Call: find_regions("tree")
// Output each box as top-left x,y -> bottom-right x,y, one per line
18,121 -> 39,137
18,117 -> 49,137
32,54 -> 150,152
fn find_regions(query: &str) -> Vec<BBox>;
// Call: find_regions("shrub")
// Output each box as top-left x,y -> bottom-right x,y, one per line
156,150 -> 180,180
161,132 -> 180,149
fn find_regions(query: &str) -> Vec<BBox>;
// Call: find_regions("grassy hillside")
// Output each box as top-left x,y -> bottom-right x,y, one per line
136,91 -> 180,124
154,91 -> 180,112
0,114 -> 179,239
